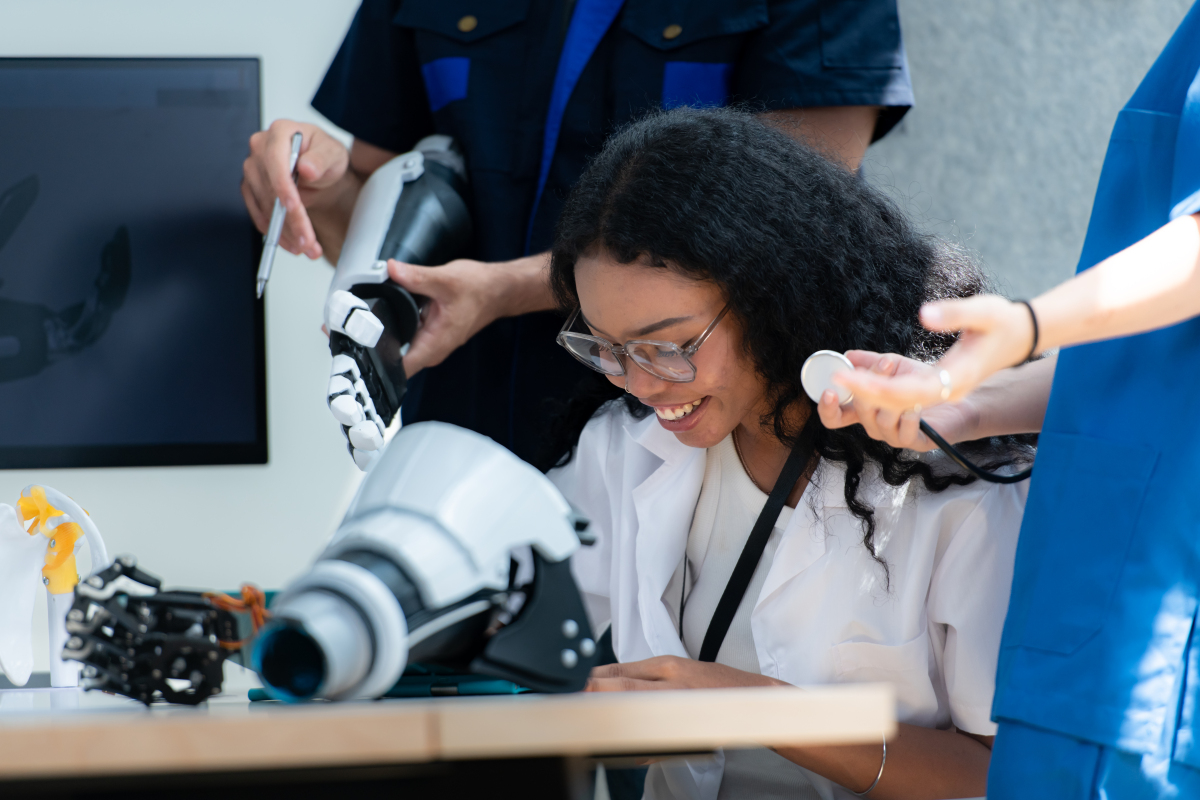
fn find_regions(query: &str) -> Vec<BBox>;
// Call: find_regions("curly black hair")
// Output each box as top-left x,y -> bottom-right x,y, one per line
543,107 -> 1029,585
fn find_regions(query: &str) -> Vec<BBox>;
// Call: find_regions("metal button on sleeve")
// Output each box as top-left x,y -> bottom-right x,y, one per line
579,638 -> 596,658
561,649 -> 578,669
663,24 -> 682,40
562,619 -> 579,639
458,15 -> 478,33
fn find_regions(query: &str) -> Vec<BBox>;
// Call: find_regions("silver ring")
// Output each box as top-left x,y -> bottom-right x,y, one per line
938,370 -> 951,401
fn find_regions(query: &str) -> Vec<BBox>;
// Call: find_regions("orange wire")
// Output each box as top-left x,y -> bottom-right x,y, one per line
203,584 -> 271,650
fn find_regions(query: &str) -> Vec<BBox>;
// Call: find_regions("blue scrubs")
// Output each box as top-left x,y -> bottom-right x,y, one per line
311,0 -> 913,464
989,3 -> 1200,797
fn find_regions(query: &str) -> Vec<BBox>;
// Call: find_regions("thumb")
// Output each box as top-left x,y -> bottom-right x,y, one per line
388,260 -> 439,294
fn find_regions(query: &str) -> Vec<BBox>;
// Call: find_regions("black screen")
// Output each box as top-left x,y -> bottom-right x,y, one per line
0,58 -> 266,468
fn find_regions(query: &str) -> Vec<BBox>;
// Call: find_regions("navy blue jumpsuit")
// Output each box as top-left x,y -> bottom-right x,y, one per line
313,0 -> 913,463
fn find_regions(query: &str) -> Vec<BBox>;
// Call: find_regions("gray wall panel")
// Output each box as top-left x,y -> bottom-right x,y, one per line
865,0 -> 1194,297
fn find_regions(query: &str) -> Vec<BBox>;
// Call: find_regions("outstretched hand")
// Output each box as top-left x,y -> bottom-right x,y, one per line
831,296 -> 1036,416
818,351 -> 980,451
586,656 -> 787,692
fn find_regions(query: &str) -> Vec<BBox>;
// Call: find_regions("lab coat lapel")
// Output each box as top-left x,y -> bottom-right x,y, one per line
627,418 -> 705,660
757,461 -> 907,606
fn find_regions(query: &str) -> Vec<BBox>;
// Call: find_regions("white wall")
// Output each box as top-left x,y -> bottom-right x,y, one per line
0,0 -> 364,672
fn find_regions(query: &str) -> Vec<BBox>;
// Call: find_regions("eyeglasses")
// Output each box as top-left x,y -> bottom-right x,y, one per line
556,304 -> 731,383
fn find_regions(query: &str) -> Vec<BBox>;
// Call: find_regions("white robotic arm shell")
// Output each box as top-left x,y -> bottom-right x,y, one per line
257,422 -> 594,703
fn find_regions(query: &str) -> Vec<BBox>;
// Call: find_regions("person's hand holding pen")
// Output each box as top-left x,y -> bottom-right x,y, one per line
241,120 -> 354,262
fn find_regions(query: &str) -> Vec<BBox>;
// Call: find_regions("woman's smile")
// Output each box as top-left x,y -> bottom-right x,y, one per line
647,396 -> 709,431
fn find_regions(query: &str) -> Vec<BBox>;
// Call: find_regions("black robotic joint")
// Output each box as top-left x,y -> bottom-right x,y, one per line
471,553 -> 599,693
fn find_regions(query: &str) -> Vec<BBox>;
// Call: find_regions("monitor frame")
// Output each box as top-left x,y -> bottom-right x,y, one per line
0,57 -> 267,470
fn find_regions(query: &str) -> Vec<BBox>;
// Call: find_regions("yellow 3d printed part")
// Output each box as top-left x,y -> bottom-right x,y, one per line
1,485 -> 109,688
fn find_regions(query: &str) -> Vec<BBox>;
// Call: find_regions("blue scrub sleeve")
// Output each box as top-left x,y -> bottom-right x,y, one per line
1170,66 -> 1200,220
311,0 -> 435,154
735,0 -> 914,140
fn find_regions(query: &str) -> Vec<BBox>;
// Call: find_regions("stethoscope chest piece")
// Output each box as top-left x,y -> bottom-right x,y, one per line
801,350 -> 854,405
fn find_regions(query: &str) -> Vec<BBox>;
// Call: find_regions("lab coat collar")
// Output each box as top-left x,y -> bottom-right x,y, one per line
628,408 -> 693,464
620,414 -> 909,657
625,414 -> 704,659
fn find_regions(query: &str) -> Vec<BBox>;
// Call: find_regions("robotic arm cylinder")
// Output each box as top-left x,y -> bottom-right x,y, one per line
253,422 -> 598,702
325,136 -> 473,469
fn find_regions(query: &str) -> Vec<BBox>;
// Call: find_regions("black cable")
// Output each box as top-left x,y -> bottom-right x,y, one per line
919,420 -> 1032,484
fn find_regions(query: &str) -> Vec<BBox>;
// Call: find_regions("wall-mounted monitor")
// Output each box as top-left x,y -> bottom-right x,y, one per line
0,58 -> 266,468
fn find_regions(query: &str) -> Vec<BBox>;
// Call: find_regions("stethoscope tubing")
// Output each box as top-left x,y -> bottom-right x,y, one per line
918,420 -> 1032,484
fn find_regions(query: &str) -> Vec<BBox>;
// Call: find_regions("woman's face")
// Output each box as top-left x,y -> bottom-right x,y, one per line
574,251 -> 767,449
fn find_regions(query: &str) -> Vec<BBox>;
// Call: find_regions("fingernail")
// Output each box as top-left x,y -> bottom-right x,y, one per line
821,390 -> 835,405
877,358 -> 892,372
921,305 -> 943,325
299,235 -> 307,247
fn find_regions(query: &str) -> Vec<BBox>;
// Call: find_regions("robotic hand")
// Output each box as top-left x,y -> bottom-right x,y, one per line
0,175 -> 133,384
325,136 -> 472,470
253,421 -> 599,702
63,558 -> 270,706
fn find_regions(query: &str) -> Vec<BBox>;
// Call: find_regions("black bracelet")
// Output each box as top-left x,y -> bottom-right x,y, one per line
1016,299 -> 1039,362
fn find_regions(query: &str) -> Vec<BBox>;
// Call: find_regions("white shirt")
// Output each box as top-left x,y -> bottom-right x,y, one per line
663,433 -> 793,671
659,434 -> 826,800
550,402 -> 1028,800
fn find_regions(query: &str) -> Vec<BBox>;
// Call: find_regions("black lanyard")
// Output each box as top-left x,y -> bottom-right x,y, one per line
695,443 -> 810,663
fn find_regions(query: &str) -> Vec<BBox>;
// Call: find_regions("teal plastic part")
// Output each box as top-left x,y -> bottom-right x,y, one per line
247,663 -> 530,702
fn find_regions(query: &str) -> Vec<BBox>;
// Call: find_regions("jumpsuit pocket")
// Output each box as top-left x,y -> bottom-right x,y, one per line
393,1 -> 531,44
833,632 -> 938,725
619,0 -> 767,110
1016,432 -> 1158,655
818,0 -> 904,69
620,0 -> 767,51
393,0 -> 533,172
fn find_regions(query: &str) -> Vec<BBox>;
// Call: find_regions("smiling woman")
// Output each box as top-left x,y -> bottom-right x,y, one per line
542,108 -> 1033,800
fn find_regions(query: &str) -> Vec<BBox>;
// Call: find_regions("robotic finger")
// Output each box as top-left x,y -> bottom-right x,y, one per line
328,355 -> 387,467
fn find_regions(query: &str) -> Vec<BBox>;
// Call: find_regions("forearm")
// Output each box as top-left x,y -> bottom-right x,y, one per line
1032,213 -> 1200,351
953,353 -> 1056,441
307,169 -> 366,265
758,106 -> 880,171
775,723 -> 991,799
486,252 -> 557,317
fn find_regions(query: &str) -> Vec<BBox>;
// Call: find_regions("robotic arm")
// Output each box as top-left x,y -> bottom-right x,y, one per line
253,421 -> 597,701
325,136 -> 473,469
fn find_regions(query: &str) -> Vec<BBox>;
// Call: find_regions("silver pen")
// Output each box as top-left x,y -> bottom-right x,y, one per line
255,131 -> 303,298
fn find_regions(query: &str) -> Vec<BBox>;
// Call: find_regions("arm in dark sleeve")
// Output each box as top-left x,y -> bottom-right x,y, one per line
312,0 -> 436,153
735,0 -> 915,141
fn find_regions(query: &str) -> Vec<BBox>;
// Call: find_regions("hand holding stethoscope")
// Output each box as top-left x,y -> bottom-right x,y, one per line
803,295 -> 1043,483
829,295 -> 1040,416
814,350 -> 988,453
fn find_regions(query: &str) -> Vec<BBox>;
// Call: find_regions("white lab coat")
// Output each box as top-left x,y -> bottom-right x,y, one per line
549,402 -> 1028,800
